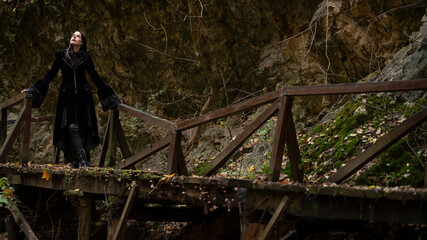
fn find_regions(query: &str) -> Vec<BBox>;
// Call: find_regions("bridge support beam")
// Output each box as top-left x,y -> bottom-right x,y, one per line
78,197 -> 93,240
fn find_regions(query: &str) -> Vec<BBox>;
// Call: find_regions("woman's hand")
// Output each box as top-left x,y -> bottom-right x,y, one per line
21,89 -> 28,94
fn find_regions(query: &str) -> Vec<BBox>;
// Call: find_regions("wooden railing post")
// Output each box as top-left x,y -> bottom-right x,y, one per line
166,131 -> 187,175
0,107 -> 25,163
0,108 -> 6,146
99,111 -> 112,167
268,96 -> 293,182
20,95 -> 32,164
424,162 -> 427,188
285,112 -> 303,182
105,109 -> 118,167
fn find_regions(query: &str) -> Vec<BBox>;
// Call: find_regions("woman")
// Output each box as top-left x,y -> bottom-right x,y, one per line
22,30 -> 120,168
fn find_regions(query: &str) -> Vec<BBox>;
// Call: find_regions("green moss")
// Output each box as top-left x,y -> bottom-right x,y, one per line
193,161 -> 215,176
298,93 -> 425,186
354,139 -> 424,187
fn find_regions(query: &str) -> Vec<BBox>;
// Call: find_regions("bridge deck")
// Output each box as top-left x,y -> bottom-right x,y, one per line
1,163 -> 426,225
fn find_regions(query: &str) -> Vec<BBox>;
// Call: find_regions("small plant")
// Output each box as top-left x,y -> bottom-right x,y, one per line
0,177 -> 15,207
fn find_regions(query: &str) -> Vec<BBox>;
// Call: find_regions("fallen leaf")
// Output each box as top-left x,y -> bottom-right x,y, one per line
165,173 -> 176,178
42,170 -> 51,181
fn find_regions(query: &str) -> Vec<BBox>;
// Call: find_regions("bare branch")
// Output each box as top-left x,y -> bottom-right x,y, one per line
136,42 -> 200,64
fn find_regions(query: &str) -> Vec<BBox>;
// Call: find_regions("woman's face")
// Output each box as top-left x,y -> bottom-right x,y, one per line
70,31 -> 83,48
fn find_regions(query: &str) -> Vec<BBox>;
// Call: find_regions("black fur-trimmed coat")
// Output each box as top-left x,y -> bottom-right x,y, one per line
28,49 -> 120,162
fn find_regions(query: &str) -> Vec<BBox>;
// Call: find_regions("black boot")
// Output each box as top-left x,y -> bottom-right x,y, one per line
68,123 -> 89,168
76,149 -> 88,168
71,161 -> 79,169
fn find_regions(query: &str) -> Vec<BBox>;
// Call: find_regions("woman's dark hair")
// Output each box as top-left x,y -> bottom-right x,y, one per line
66,30 -> 87,61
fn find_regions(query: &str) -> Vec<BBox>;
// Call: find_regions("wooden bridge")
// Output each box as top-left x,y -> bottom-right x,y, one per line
1,79 -> 427,239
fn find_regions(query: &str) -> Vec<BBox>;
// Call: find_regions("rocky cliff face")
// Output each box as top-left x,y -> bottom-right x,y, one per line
1,1 -> 425,115
0,0 -> 426,165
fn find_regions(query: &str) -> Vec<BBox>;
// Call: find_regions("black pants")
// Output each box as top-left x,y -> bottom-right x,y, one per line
67,123 -> 90,163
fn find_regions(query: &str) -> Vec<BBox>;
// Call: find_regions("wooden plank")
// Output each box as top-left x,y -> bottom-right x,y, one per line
2,165 -> 427,225
112,186 -> 138,240
268,96 -> 293,182
0,108 -> 6,146
176,90 -> 282,131
114,112 -> 132,159
0,107 -> 25,163
117,104 -> 175,131
116,136 -> 170,169
285,112 -> 303,182
258,195 -> 289,240
166,131 -> 182,175
0,93 -> 25,110
328,107 -> 427,184
99,112 -> 112,167
20,97 -> 32,164
283,79 -> 427,96
202,100 -> 280,176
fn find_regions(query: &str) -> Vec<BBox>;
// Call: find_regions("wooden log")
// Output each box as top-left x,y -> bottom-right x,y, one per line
78,198 -> 93,240
7,201 -> 38,240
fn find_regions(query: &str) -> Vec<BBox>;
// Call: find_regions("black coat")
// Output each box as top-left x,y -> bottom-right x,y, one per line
28,49 -> 120,161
